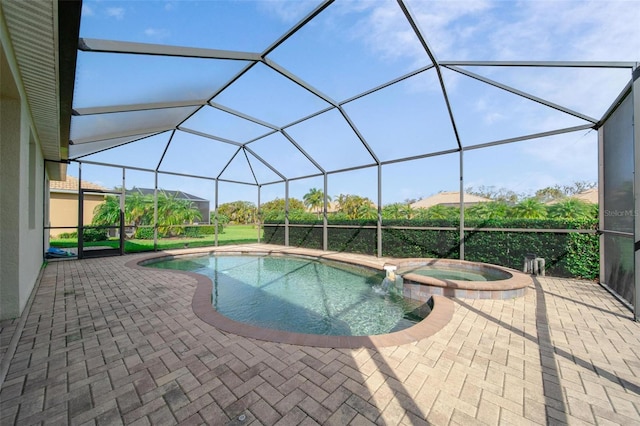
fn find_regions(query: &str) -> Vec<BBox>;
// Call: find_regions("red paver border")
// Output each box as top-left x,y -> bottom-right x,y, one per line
125,249 -> 454,349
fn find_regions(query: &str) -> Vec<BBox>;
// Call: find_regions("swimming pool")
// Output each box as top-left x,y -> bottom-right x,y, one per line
147,254 -> 429,336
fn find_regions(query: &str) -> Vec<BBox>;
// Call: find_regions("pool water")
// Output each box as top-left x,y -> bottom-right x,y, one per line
406,267 -> 508,281
148,254 -> 428,336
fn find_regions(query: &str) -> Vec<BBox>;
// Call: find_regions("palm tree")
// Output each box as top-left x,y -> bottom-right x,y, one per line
335,194 -> 374,220
303,188 -> 330,219
466,201 -> 510,220
92,195 -> 122,226
548,199 -> 592,220
424,205 -> 458,220
358,204 -> 378,220
399,203 -> 415,220
382,202 -> 415,220
511,198 -> 548,219
261,198 -> 305,213
157,192 -> 203,236
382,203 -> 403,220
217,201 -> 256,224
125,192 -> 153,226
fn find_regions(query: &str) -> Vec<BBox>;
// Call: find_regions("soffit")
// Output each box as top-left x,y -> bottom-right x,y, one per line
1,0 -> 60,160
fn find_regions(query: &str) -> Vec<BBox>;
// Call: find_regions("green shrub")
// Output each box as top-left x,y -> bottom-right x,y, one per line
184,226 -> 202,238
57,231 -> 77,239
82,227 -> 109,242
197,224 -> 224,235
216,214 -> 230,225
134,227 -> 155,240
134,224 -> 223,240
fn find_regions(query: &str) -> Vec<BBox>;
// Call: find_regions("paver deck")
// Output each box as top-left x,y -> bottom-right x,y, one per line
1,244 -> 639,425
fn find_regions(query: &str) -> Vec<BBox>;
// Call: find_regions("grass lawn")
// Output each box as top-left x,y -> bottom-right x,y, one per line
50,225 -> 263,253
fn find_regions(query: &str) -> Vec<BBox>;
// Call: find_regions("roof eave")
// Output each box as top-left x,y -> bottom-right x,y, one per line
0,0 -> 81,181
57,0 -> 82,169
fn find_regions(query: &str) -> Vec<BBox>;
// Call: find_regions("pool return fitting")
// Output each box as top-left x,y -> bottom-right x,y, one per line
523,253 -> 545,276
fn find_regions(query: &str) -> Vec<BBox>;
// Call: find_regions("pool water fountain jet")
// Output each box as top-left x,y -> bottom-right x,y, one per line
376,265 -> 402,295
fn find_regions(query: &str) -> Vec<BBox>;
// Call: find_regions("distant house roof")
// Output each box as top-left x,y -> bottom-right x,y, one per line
49,175 -> 108,193
546,187 -> 599,205
127,187 -> 208,202
305,201 -> 340,213
411,191 -> 492,209
573,188 -> 598,204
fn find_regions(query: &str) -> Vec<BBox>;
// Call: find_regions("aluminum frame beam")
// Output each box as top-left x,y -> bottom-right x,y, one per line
242,148 -> 259,186
440,60 -> 637,68
262,60 -> 380,165
397,0 -> 463,150
156,129 -> 176,171
243,129 -> 281,145
79,38 -> 261,61
73,99 -> 207,116
72,122 -> 597,187
243,147 -> 287,181
599,81 -> 633,126
445,65 -> 598,124
177,127 -> 243,147
340,64 -> 435,105
70,125 -> 175,145
216,146 -> 244,180
462,124 -> 595,151
633,66 -> 640,321
337,106 -> 380,165
263,58 -> 337,106
280,129 -> 326,174
279,105 -> 336,130
209,101 -> 280,131
262,0 -> 334,56
71,132 -> 167,160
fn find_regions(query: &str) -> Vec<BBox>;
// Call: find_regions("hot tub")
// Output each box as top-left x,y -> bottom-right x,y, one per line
386,258 -> 531,300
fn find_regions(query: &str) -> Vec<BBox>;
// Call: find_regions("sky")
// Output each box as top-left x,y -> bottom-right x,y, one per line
69,0 -> 640,207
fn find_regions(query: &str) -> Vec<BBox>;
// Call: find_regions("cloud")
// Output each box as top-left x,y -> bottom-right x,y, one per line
344,1 -> 638,64
106,7 -> 125,20
520,129 -> 598,185
483,112 -> 506,125
144,28 -> 170,39
258,0 -> 318,24
81,4 -> 95,17
486,1 -> 640,61
344,0 -> 492,64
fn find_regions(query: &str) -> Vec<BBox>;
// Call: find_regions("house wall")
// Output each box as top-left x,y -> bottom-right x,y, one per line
49,192 -> 106,237
0,38 -> 45,320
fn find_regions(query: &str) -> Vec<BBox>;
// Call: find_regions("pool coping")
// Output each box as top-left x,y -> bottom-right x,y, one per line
125,244 -> 455,348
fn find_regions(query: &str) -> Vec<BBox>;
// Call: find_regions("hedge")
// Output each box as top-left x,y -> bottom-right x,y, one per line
134,224 -> 224,240
82,227 -> 109,242
263,218 -> 599,279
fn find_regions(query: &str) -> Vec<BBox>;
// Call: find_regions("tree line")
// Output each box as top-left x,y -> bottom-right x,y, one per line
88,182 -> 598,229
216,182 -> 598,224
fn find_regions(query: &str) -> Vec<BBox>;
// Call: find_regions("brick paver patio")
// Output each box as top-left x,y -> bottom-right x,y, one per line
1,244 -> 639,425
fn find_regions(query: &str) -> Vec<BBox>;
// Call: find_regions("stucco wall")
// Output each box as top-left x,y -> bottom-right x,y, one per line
0,95 -> 22,320
0,33 -> 45,320
17,108 -> 45,313
49,192 -> 106,237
